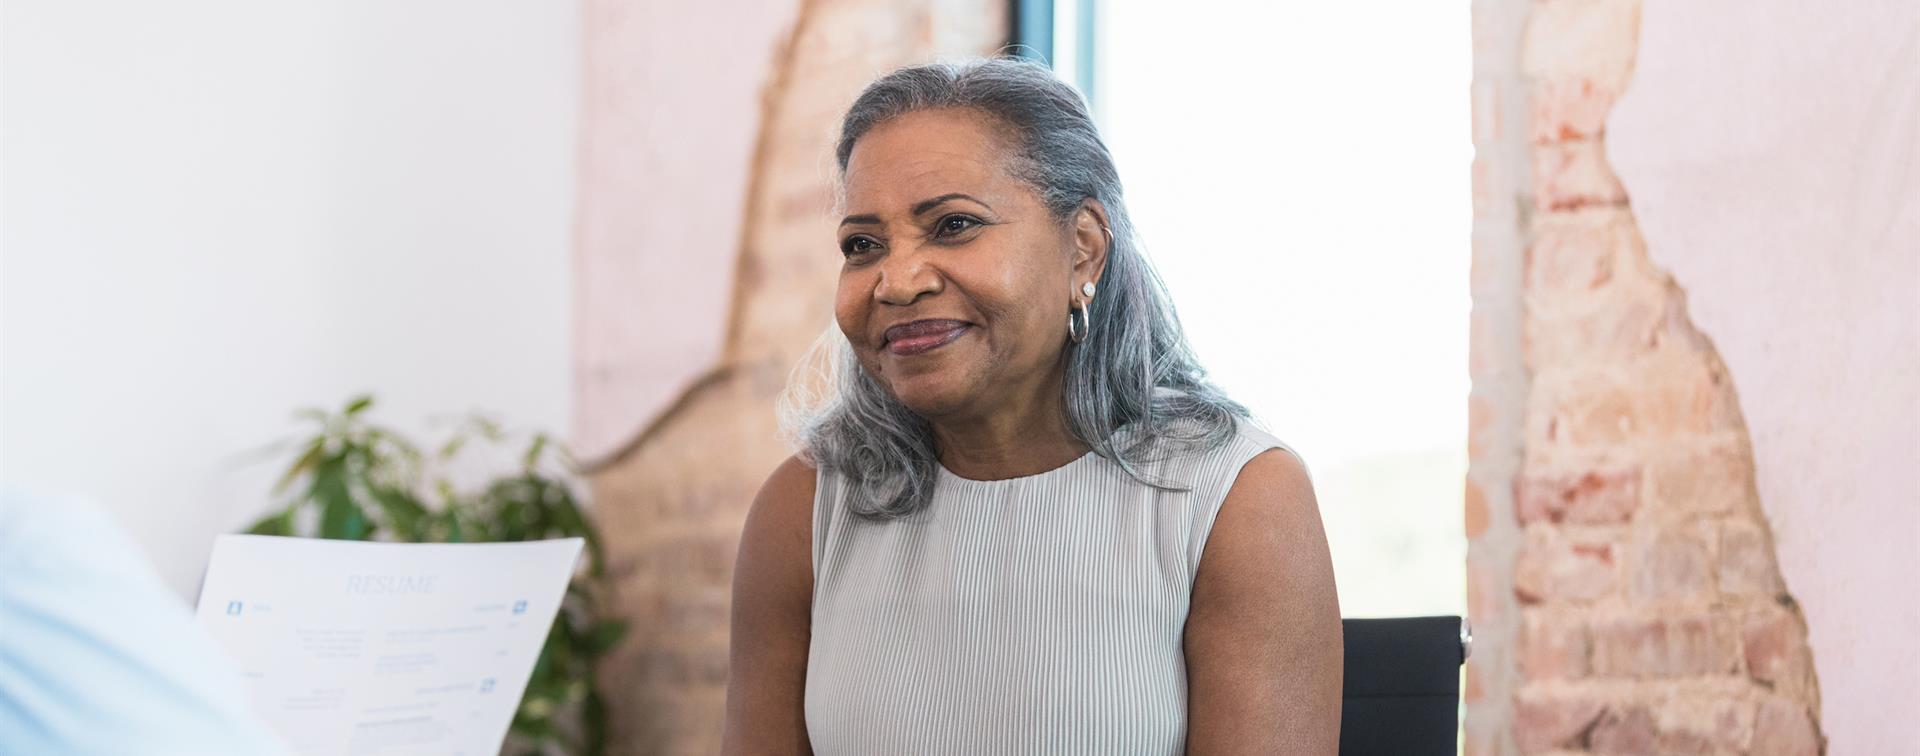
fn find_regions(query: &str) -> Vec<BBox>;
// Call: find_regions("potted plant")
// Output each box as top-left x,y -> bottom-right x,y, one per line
246,395 -> 626,755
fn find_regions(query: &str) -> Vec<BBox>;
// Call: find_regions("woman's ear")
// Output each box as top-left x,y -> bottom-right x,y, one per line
1070,199 -> 1112,286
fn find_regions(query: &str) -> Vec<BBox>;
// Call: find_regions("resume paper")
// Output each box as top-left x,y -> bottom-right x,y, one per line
195,535 -> 584,755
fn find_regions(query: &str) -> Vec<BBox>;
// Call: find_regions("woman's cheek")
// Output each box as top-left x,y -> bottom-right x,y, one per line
833,276 -> 867,343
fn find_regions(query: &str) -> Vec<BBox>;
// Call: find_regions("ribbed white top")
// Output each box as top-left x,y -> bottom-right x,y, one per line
804,418 -> 1290,754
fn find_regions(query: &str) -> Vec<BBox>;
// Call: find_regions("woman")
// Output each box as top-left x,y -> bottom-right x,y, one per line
724,58 -> 1341,754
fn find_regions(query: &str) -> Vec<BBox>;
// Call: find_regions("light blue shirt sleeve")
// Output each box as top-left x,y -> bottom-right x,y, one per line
0,488 -> 289,756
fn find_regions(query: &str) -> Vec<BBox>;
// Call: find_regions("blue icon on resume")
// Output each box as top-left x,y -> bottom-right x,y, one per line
226,601 -> 243,616
478,678 -> 496,693
512,600 -> 527,615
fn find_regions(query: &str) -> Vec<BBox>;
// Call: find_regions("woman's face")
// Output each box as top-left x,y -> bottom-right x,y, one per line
835,108 -> 1099,423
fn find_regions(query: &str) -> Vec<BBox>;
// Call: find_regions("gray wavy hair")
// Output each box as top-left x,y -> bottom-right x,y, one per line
781,57 -> 1247,519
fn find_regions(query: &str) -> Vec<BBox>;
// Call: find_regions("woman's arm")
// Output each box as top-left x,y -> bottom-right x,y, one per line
721,455 -> 818,756
1184,449 -> 1343,754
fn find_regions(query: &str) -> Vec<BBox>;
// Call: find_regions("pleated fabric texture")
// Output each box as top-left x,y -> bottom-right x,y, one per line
804,418 -> 1292,755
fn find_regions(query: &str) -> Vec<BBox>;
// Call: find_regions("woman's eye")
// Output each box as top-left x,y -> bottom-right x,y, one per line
840,236 -> 879,257
935,215 -> 981,238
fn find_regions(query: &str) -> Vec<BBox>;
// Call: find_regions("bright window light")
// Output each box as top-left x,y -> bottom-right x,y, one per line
1087,1 -> 1472,617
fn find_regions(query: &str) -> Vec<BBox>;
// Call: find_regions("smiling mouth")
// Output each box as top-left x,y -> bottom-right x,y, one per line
884,320 -> 971,356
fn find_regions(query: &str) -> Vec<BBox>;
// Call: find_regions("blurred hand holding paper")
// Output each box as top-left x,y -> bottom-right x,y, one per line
194,535 -> 584,755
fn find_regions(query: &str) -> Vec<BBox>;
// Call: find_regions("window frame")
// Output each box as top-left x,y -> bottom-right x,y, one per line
1010,0 -> 1098,110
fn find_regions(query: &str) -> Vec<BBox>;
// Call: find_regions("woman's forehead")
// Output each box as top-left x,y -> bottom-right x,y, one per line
842,110 -> 1021,211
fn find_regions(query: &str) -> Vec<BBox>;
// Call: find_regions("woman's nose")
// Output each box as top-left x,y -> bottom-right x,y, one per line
873,246 -> 942,306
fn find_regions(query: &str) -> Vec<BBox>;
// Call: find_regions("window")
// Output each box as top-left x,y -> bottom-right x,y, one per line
1026,0 -> 1472,617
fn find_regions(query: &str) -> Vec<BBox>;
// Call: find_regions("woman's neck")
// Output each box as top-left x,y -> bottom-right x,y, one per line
928,396 -> 1090,481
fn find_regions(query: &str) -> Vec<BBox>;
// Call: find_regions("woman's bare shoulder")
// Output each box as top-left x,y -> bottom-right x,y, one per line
725,455 -> 818,754
753,454 -> 818,519
738,454 -> 818,580
1185,445 -> 1340,752
732,453 -> 819,624
1206,446 -> 1323,583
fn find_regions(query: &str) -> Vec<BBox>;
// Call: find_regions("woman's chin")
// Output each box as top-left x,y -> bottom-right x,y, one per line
886,379 -> 976,419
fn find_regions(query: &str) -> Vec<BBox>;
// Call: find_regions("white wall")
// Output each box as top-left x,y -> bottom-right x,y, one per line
572,0 -> 798,464
1608,1 -> 1918,750
0,1 -> 578,598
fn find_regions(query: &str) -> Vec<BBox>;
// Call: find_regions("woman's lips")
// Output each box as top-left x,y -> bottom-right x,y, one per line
884,320 -> 970,356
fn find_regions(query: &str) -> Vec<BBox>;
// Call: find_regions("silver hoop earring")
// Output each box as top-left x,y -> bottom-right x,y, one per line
1068,304 -> 1090,344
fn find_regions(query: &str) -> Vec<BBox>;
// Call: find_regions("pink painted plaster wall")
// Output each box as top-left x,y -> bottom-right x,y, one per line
1608,2 -> 1919,751
573,0 -> 801,462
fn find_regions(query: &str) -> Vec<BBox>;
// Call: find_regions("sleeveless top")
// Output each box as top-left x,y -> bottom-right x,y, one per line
804,418 -> 1294,755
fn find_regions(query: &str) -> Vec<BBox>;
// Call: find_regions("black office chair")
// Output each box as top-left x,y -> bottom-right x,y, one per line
1339,616 -> 1470,756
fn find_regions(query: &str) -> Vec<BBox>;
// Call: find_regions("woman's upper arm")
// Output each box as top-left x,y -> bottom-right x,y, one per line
1183,448 -> 1343,755
721,455 -> 817,756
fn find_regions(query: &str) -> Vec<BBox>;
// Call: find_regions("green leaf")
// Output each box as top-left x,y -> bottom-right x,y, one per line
369,486 -> 429,541
521,433 -> 550,471
584,684 -> 610,755
586,619 -> 629,655
364,427 -> 423,464
508,699 -> 557,747
343,394 -> 374,416
292,407 -> 330,424
315,463 -> 373,541
319,499 -> 372,541
437,432 -> 467,461
272,437 -> 327,495
245,509 -> 297,536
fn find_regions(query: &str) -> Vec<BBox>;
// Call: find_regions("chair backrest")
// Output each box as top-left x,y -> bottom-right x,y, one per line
1339,616 -> 1468,756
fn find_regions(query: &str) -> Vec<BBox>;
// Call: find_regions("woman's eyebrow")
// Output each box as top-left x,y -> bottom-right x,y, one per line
839,193 -> 992,229
910,192 -> 990,216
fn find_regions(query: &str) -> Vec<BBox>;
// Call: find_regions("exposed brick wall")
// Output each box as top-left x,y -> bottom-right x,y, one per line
1466,0 -> 1825,753
584,1 -> 1004,753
